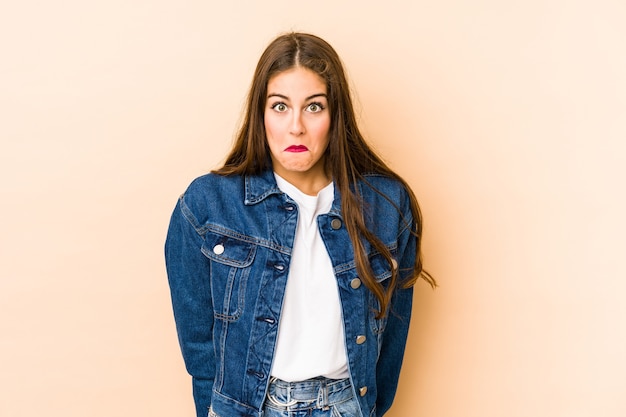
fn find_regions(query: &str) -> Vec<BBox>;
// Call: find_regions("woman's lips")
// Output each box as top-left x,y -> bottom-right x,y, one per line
285,145 -> 308,153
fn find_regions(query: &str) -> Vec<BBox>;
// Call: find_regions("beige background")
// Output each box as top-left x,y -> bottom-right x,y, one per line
2,1 -> 625,416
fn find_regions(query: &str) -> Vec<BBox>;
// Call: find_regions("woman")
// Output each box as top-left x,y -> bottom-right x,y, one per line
165,32 -> 435,417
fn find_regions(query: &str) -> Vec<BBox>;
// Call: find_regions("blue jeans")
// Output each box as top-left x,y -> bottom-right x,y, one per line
262,377 -> 359,417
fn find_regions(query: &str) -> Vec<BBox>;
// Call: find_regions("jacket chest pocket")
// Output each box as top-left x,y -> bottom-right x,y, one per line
201,232 -> 257,321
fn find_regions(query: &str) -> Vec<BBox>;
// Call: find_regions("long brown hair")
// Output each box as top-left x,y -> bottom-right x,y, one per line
215,32 -> 435,317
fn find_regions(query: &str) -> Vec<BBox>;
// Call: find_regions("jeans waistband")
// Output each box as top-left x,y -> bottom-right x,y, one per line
265,376 -> 353,410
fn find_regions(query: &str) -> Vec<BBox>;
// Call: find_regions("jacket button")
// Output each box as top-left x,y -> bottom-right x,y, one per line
330,218 -> 342,230
359,386 -> 368,396
356,335 -> 366,344
391,258 -> 398,270
213,244 -> 225,255
350,278 -> 361,289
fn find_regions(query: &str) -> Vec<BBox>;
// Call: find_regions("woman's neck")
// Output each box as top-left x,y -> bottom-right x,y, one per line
273,171 -> 331,196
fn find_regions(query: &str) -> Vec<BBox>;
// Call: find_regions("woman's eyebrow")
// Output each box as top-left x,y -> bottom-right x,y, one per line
267,93 -> 328,100
267,93 -> 289,100
305,93 -> 327,100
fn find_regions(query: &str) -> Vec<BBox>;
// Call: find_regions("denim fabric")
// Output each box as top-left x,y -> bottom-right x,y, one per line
165,168 -> 416,417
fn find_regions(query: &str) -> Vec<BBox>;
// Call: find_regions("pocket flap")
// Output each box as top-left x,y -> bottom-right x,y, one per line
369,252 -> 394,283
201,232 -> 256,268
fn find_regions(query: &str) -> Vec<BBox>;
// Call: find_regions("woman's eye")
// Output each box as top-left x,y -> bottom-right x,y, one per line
271,103 -> 288,112
306,103 -> 325,113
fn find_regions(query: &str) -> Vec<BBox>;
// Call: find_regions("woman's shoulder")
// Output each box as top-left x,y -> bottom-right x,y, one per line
360,173 -> 410,200
179,172 -> 245,211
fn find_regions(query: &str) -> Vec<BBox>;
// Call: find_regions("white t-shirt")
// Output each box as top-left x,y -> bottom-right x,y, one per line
270,174 -> 349,381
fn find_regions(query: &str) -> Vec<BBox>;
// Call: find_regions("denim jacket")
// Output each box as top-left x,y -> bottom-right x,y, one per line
165,168 -> 416,417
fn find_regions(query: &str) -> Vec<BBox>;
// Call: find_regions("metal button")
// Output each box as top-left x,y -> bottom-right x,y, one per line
356,335 -> 366,344
274,263 -> 285,271
331,218 -> 342,230
359,386 -> 368,396
350,278 -> 362,289
391,258 -> 398,270
213,244 -> 225,255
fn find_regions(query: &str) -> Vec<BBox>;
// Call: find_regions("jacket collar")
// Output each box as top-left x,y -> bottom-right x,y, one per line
244,168 -> 344,217
244,168 -> 282,205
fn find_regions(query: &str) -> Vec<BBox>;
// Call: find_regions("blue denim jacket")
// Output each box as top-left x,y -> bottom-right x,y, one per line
165,168 -> 416,417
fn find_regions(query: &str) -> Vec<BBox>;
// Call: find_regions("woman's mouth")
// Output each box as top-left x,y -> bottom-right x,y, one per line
285,145 -> 308,153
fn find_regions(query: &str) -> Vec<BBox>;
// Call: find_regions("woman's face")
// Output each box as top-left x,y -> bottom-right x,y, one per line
264,67 -> 331,192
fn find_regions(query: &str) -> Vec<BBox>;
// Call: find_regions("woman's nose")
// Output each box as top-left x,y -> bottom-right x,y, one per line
289,112 -> 305,135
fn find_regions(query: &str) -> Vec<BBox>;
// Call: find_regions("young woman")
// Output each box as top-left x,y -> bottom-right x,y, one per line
165,32 -> 435,417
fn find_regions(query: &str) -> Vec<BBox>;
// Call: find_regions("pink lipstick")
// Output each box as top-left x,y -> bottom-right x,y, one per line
285,145 -> 308,153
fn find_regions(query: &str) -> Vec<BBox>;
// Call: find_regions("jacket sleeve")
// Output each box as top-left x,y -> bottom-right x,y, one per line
165,195 -> 214,417
375,204 -> 416,416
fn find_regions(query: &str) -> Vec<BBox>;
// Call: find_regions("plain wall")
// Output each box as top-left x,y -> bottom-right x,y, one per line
1,1 -> 625,416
